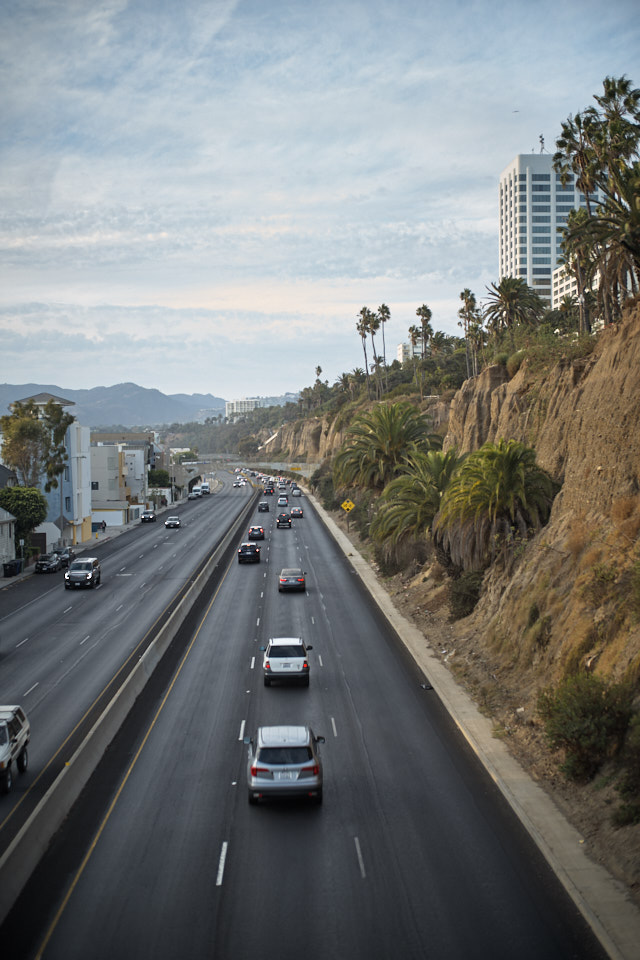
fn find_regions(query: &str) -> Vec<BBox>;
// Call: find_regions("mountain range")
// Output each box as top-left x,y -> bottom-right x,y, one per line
0,382 -> 226,428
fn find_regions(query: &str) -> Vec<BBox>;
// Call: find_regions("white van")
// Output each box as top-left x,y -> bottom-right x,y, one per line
200,482 -> 210,494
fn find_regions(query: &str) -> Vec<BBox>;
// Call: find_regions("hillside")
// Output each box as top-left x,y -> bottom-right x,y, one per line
370,301 -> 640,903
0,382 -> 225,427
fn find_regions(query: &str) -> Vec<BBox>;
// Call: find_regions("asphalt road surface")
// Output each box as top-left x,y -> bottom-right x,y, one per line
2,487 -> 606,960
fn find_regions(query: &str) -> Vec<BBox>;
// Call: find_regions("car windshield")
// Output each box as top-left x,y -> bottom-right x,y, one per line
71,561 -> 92,571
269,645 -> 304,657
258,747 -> 312,764
281,570 -> 300,577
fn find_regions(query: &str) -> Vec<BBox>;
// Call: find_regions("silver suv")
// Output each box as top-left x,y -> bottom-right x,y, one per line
0,705 -> 30,794
245,725 -> 324,805
65,557 -> 101,589
262,637 -> 313,686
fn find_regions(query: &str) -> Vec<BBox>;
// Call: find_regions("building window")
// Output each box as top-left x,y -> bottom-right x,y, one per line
65,497 -> 71,511
533,205 -> 550,213
533,267 -> 551,275
532,174 -> 551,181
533,257 -> 551,264
556,205 -> 576,213
91,481 -> 99,490
532,216 -> 550,223
532,246 -> 551,254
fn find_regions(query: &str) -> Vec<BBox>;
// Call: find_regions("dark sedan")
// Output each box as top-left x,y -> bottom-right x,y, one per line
276,513 -> 291,528
35,553 -> 62,574
238,542 -> 261,563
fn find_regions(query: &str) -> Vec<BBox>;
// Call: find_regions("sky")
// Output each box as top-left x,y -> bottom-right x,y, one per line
0,0 -> 638,401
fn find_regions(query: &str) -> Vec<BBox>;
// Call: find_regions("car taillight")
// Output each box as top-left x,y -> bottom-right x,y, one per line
297,578 -> 304,582
251,766 -> 269,776
265,661 -> 270,670
301,765 -> 319,775
303,660 -> 309,668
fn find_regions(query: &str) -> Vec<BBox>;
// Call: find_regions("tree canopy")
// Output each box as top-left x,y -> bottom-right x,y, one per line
0,486 -> 48,551
0,399 -> 75,491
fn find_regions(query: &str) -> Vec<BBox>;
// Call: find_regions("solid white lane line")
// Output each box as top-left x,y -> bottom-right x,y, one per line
354,837 -> 366,879
331,717 -> 337,737
216,842 -> 228,886
23,682 -> 39,697
238,720 -> 246,742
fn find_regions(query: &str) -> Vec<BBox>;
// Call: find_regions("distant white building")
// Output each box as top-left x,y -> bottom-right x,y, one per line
397,342 -> 421,363
225,397 -> 263,419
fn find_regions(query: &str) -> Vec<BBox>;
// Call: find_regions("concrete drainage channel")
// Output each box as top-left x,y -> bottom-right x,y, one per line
0,492 -> 259,925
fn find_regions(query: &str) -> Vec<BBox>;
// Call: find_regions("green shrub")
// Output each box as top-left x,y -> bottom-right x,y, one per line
493,352 -> 509,367
506,350 -> 526,378
537,673 -> 633,781
449,571 -> 483,620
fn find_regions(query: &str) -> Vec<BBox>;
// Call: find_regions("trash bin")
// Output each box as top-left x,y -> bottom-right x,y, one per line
3,559 -> 22,577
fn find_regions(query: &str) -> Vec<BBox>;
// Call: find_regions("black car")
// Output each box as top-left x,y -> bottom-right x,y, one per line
140,511 -> 156,522
262,487 -> 274,496
257,501 -> 270,512
276,513 -> 291,528
35,553 -> 62,574
238,542 -> 261,563
52,546 -> 76,567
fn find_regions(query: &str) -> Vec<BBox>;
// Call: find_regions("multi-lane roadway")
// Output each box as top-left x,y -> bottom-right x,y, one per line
1,476 -> 605,958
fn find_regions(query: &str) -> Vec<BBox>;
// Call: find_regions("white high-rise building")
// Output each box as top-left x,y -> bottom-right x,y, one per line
498,153 -> 596,305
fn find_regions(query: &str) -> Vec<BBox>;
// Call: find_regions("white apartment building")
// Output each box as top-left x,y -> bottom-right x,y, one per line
225,397 -> 263,419
499,153 -> 599,305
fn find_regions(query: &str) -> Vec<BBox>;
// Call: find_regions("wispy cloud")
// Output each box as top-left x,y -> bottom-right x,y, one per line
1,0 -> 638,397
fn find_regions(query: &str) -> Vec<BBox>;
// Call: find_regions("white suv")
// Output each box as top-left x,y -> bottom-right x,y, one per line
262,637 -> 313,687
0,705 -> 30,794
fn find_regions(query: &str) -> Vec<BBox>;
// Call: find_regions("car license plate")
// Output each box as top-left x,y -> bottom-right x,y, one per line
275,771 -> 296,780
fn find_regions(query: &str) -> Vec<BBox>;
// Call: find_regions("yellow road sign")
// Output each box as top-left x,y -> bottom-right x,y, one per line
341,500 -> 355,512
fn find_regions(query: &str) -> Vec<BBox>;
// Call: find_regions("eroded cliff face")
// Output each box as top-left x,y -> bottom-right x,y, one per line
442,304 -> 640,687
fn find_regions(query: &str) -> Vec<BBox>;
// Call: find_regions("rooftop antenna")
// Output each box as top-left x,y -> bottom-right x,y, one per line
539,134 -> 546,154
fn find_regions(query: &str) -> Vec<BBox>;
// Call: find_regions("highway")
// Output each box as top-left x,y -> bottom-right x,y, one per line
0,479 -> 254,846
2,481 -> 605,959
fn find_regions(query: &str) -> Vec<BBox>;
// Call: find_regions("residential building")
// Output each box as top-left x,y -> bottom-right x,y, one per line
0,506 -> 16,567
498,153 -> 601,305
5,392 -> 92,551
90,444 -> 141,526
225,397 -> 263,419
397,342 -> 422,363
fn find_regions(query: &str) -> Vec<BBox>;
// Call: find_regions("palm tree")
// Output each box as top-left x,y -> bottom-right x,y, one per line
458,288 -> 482,378
409,323 -> 423,400
416,304 -> 433,359
356,309 -> 371,399
483,277 -> 545,349
370,449 -> 460,546
333,401 -> 438,493
377,303 -> 391,393
433,438 -> 557,572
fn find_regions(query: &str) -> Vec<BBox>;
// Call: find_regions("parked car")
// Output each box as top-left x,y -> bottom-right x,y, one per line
245,725 -> 324,804
0,705 -> 30,794
164,516 -> 181,528
187,490 -> 200,500
278,567 -> 306,592
290,506 -> 304,518
257,501 -> 270,512
64,557 -> 101,589
248,525 -> 264,540
140,511 -> 156,522
261,637 -> 313,686
238,542 -> 261,563
276,513 -> 291,529
35,553 -> 62,574
52,546 -> 76,568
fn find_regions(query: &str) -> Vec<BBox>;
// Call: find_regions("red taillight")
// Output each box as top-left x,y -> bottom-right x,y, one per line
265,661 -> 270,670
301,765 -> 319,775
251,766 -> 269,776
303,661 -> 309,668
297,578 -> 304,582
